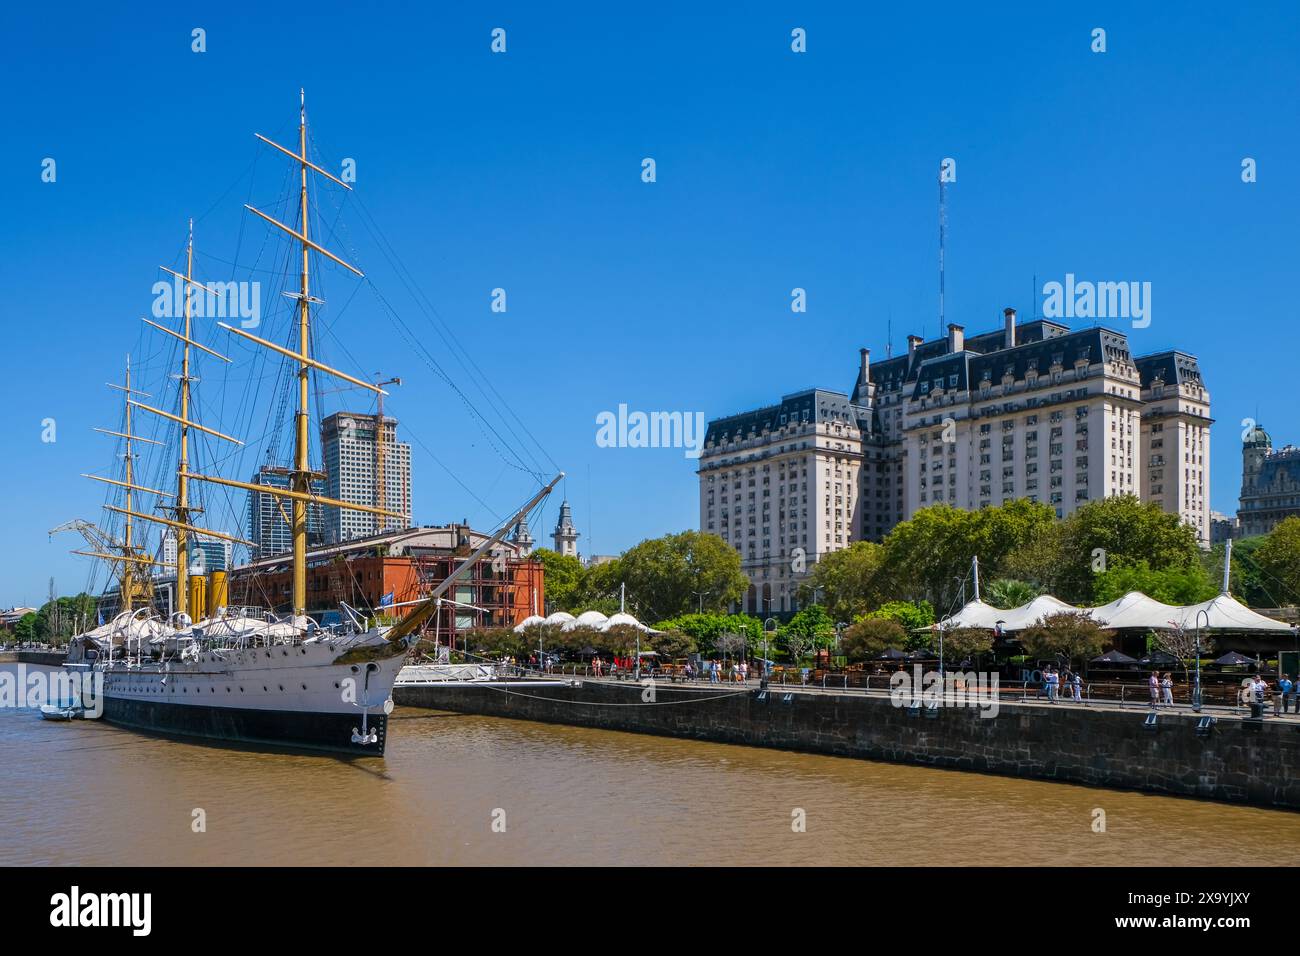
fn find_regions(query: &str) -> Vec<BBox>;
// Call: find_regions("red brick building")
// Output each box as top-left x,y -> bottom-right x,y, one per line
228,524 -> 543,643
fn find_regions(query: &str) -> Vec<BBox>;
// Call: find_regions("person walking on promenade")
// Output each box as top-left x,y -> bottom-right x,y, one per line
1148,671 -> 1160,708
1072,671 -> 1082,702
1254,675 -> 1268,716
709,659 -> 719,684
1046,667 -> 1059,703
1279,674 -> 1293,715
1161,672 -> 1174,708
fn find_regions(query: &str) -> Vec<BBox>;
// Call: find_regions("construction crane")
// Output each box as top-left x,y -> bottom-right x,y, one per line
374,375 -> 401,535
50,518 -> 159,612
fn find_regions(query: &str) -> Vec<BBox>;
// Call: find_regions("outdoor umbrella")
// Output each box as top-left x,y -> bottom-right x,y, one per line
1090,649 -> 1137,664
1214,651 -> 1254,666
1138,650 -> 1178,665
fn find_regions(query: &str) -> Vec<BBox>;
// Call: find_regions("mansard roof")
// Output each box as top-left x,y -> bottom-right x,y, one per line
906,327 -> 1129,401
1134,350 -> 1205,389
704,388 -> 867,445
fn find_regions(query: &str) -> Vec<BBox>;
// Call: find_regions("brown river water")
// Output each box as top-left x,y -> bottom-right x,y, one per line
2,664 -> 1296,866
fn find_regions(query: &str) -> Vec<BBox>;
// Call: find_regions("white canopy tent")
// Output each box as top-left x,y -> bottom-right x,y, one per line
563,610 -> 610,632
942,589 -> 1294,634
939,599 -> 1007,630
1087,591 -> 1182,630
1169,592 -> 1294,632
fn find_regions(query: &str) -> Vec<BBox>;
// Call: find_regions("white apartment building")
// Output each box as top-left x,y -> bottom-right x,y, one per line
699,389 -> 870,615
698,309 -> 1212,615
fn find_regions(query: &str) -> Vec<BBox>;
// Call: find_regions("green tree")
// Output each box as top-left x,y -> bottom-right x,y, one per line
616,531 -> 748,621
14,612 -> 37,643
864,600 -> 935,631
649,629 -> 697,660
1003,521 -> 1070,595
860,600 -> 934,651
533,548 -> 587,612
576,558 -> 624,614
1092,559 -> 1218,606
940,626 -> 994,664
1206,536 -> 1270,607
841,617 -> 906,662
1256,517 -> 1300,605
1053,495 -> 1201,603
1018,612 -> 1112,666
652,613 -> 761,653
985,578 -> 1039,610
782,604 -> 835,645
801,541 -> 886,622
880,499 -> 1055,612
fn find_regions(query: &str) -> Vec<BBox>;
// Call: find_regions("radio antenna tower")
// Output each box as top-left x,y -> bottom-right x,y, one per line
938,163 -> 947,338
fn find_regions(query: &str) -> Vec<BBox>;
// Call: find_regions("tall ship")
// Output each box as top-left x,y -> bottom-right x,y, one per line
57,93 -> 560,755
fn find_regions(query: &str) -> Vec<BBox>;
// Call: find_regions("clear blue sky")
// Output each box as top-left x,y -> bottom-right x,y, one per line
1,1 -> 1296,607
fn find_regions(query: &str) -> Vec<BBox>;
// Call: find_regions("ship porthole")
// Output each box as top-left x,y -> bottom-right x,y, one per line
263,686 -> 268,692
301,684 -> 307,690
278,685 -> 284,691
334,682 -> 340,688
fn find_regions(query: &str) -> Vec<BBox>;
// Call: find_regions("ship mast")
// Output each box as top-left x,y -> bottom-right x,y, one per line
64,357 -> 174,611
122,358 -> 137,611
190,90 -> 406,620
125,227 -> 255,622
292,91 -> 312,617
177,221 -> 195,613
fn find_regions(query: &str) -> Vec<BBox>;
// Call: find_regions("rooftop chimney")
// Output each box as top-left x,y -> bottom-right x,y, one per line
947,323 -> 965,353
907,334 -> 923,358
859,347 -> 870,378
1004,307 -> 1017,349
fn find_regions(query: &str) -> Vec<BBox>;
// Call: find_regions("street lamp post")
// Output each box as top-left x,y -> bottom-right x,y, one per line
937,621 -> 945,679
1194,609 -> 1209,712
763,617 -> 777,686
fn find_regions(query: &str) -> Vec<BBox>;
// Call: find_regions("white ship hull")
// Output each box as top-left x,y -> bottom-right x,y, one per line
95,634 -> 411,755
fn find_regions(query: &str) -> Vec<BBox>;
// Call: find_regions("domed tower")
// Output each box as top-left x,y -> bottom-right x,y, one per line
552,500 -> 580,558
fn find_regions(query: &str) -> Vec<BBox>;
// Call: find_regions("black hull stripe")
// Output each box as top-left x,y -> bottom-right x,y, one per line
103,697 -> 388,756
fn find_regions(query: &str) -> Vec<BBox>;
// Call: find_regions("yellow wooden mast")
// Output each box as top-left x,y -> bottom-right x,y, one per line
176,221 -> 194,614
133,222 -> 241,622
100,356 -> 159,611
221,90 -> 382,619
123,357 -> 136,612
